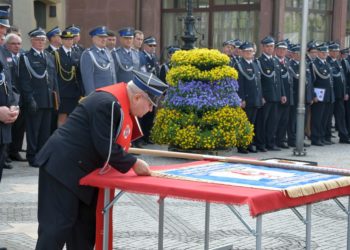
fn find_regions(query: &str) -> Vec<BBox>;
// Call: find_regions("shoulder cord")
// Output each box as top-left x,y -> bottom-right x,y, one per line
99,101 -> 124,175
312,63 -> 331,80
237,62 -> 255,81
288,65 -> 299,79
256,59 -> 276,78
114,50 -> 134,72
88,50 -> 111,71
23,55 -> 48,79
54,51 -> 76,82
0,72 -> 5,85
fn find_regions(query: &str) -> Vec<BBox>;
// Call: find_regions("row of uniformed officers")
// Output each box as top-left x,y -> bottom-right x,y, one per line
223,36 -> 350,153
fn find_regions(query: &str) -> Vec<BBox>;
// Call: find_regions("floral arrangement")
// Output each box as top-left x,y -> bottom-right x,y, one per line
151,48 -> 254,150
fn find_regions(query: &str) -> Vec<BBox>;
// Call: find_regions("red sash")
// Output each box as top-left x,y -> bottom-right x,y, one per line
94,83 -> 142,250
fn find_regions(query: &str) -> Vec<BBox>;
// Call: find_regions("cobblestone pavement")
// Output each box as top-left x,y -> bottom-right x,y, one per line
1,140 -> 350,249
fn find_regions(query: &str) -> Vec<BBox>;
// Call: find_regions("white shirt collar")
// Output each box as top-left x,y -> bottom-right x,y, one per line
62,46 -> 72,54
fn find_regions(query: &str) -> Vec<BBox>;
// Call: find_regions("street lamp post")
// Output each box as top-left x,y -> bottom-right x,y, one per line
181,0 -> 197,50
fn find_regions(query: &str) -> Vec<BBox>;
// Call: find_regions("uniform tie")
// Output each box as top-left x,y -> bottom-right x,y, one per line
67,51 -> 71,58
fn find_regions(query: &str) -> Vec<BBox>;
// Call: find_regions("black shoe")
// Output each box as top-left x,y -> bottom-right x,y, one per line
133,141 -> 143,148
339,139 -> 350,144
3,162 -> 13,169
256,146 -> 267,152
248,145 -> 257,153
9,152 -> 27,162
304,142 -> 310,147
266,146 -> 281,151
237,147 -> 248,154
311,141 -> 324,146
28,162 -> 39,168
322,140 -> 332,145
288,142 -> 296,147
277,143 -> 289,149
0,247 -> 7,250
5,157 -> 11,163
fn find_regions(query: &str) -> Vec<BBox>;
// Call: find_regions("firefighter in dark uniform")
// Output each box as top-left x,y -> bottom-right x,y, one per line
139,36 -> 160,144
235,41 -> 263,153
159,46 -> 180,83
80,26 -> 116,96
327,42 -> 350,143
275,40 -> 293,149
222,40 -> 235,67
66,25 -> 84,55
34,70 -> 168,250
113,27 -> 142,83
255,36 -> 286,151
310,43 -> 335,146
341,48 -> 350,134
0,7 -> 19,182
287,44 -> 314,147
54,29 -> 83,126
45,26 -> 61,54
18,27 -> 59,167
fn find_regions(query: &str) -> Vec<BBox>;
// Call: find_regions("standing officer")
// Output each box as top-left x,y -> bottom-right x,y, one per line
54,29 -> 83,126
80,26 -> 116,96
45,26 -> 61,54
0,6 -> 19,184
66,25 -> 84,55
34,70 -> 168,250
341,48 -> 350,134
235,41 -> 263,153
327,42 -> 350,143
256,36 -> 286,151
113,27 -> 142,83
18,28 -> 59,167
106,30 -> 117,52
140,36 -> 160,75
275,40 -> 293,149
159,46 -> 180,83
288,44 -> 314,147
4,33 -> 26,161
133,30 -> 144,51
310,43 -> 335,146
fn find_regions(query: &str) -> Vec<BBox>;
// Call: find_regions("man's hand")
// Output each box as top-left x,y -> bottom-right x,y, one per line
281,96 -> 287,104
132,159 -> 151,176
0,106 -> 19,124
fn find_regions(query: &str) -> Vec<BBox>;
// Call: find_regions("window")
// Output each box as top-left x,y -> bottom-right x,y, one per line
345,1 -> 350,47
34,1 -> 47,29
284,0 -> 333,43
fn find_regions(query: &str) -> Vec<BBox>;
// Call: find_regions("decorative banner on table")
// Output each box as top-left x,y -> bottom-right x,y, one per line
154,162 -> 350,198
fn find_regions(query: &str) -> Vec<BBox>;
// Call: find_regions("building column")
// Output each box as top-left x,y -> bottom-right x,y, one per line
332,0 -> 347,47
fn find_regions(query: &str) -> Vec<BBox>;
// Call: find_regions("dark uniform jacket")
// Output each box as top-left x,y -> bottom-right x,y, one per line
18,48 -> 58,108
235,59 -> 263,107
140,51 -> 159,75
35,91 -> 137,205
311,57 -> 335,103
55,47 -> 83,98
257,54 -> 285,102
276,57 -> 294,105
327,57 -> 346,99
0,46 -> 17,144
288,59 -> 314,104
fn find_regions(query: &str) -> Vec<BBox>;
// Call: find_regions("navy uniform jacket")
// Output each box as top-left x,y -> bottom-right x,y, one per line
341,56 -> 350,95
327,57 -> 346,99
288,59 -> 314,104
230,56 -> 240,68
311,57 -> 335,103
113,47 -> 141,83
35,91 -> 137,205
276,57 -> 294,105
235,59 -> 263,108
18,48 -> 58,108
55,47 -> 83,98
0,46 -> 17,144
256,54 -> 285,102
140,50 -> 159,75
80,46 -> 116,95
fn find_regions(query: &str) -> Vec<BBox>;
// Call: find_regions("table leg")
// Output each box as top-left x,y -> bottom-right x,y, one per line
204,202 -> 210,250
103,188 -> 111,250
158,197 -> 165,250
256,215 -> 262,250
306,204 -> 312,250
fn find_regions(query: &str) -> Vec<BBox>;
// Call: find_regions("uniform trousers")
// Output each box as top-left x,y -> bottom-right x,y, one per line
25,108 -> 51,165
311,102 -> 332,142
8,109 -> 25,155
36,168 -> 97,250
255,102 -> 279,149
139,110 -> 155,143
334,98 -> 349,140
276,104 -> 290,146
244,106 -> 258,145
0,144 -> 6,182
345,100 -> 350,134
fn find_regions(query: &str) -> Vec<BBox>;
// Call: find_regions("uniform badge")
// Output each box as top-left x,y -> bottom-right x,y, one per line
296,74 -> 299,77
267,69 -> 270,73
6,57 -> 12,63
123,125 -> 131,139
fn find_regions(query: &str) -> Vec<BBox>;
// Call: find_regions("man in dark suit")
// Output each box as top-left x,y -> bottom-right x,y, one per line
4,33 -> 26,162
66,25 -> 84,56
0,6 -> 19,183
54,29 -> 83,126
34,70 -> 168,250
235,41 -> 263,153
18,27 -> 59,167
327,42 -> 350,143
255,36 -> 286,151
310,43 -> 335,146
